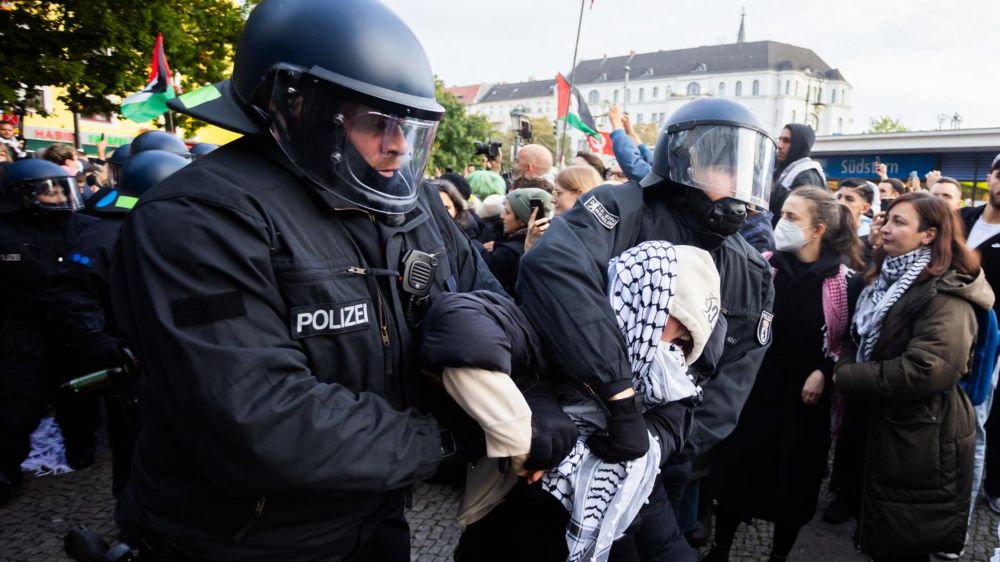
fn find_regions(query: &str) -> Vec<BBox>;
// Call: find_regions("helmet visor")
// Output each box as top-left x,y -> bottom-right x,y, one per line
667,125 -> 776,209
267,68 -> 439,214
26,177 -> 83,212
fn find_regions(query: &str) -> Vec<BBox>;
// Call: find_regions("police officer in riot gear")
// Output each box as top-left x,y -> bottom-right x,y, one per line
189,142 -> 219,159
517,97 -> 777,560
49,149 -> 189,493
128,130 -> 190,159
110,1 -> 570,559
0,159 -> 95,503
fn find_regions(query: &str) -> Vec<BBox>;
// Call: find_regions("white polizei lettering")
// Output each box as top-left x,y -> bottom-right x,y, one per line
296,312 -> 313,333
356,303 -> 368,325
312,309 -> 330,330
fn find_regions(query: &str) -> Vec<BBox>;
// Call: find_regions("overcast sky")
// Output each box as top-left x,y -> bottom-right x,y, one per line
382,0 -> 997,134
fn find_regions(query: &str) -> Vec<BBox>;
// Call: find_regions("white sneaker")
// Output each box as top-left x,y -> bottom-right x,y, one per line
989,494 -> 1000,514
932,551 -> 961,560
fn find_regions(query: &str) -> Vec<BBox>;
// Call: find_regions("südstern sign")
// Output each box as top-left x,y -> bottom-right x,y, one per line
814,154 -> 938,180
23,126 -> 134,147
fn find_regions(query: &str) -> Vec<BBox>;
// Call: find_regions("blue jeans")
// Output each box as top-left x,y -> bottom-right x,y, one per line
970,362 -> 999,527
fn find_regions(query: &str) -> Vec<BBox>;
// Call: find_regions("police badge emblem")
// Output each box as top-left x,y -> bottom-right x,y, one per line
757,311 -> 774,346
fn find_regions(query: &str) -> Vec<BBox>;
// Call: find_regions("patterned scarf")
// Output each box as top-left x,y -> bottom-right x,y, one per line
854,246 -> 931,362
541,241 -> 684,562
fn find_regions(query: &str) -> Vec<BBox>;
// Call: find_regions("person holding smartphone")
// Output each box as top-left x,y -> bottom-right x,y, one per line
480,188 -> 552,298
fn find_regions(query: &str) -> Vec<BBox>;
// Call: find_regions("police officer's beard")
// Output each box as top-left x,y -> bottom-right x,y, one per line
344,141 -> 413,200
684,189 -> 747,237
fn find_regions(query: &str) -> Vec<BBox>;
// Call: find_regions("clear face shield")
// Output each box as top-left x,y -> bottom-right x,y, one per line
666,125 -> 776,210
21,177 -> 83,212
264,68 -> 439,214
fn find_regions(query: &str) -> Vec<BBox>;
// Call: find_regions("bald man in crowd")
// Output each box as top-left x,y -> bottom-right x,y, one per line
514,144 -> 554,184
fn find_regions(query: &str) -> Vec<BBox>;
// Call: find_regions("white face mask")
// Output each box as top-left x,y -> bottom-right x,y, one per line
649,341 -> 698,403
773,218 -> 812,252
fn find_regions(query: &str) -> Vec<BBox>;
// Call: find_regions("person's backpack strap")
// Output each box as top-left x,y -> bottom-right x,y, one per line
960,307 -> 1000,406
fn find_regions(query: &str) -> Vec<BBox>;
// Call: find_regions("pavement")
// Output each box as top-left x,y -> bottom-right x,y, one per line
1,429 -> 998,562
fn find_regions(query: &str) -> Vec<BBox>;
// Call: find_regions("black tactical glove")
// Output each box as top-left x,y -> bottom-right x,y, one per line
643,401 -> 693,466
586,390 -> 649,463
521,384 -> 578,471
436,402 -> 487,465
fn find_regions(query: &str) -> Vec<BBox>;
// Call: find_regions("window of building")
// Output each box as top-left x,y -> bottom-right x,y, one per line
735,81 -> 743,97
665,85 -> 673,97
614,90 -> 619,103
752,80 -> 760,96
637,113 -> 644,124
659,112 -> 666,123
687,82 -> 700,96
784,80 -> 790,95
639,88 -> 645,102
589,90 -> 600,104
791,110 -> 797,122
841,89 -> 845,104
652,86 -> 659,98
831,89 -> 837,104
626,89 -> 631,103
718,82 -> 725,97
838,118 -> 843,133
794,82 -> 799,96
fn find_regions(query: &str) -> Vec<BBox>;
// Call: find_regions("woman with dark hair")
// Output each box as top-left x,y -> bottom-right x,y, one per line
835,192 -> 992,562
706,187 -> 862,562
433,179 -> 483,240
573,151 -> 607,180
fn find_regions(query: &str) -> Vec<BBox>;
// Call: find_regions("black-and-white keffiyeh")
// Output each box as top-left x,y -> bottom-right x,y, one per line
541,241 -> 690,562
853,245 -> 931,362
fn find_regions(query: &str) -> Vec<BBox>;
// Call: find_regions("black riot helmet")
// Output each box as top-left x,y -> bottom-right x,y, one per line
167,0 -> 445,215
130,130 -> 191,159
643,98 -> 776,211
119,150 -> 189,198
106,143 -> 131,187
1,158 -> 83,214
189,143 -> 219,159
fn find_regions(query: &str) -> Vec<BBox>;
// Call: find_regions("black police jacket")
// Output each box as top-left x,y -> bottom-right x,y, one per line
0,210 -> 96,357
517,181 -> 775,457
110,137 -> 502,559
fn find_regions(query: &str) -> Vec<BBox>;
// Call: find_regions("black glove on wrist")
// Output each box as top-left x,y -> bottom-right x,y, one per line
521,384 -> 578,471
435,402 -> 486,465
586,392 -> 649,462
643,401 -> 692,465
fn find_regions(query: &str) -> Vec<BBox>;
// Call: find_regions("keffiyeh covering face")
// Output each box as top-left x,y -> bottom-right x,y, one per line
542,241 -> 707,562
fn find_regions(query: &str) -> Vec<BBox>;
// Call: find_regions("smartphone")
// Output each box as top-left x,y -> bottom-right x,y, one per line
529,198 -> 546,220
909,170 -> 919,181
100,133 -> 105,141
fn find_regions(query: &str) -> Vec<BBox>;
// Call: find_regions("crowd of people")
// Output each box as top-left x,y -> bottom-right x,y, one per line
2,1 -> 999,561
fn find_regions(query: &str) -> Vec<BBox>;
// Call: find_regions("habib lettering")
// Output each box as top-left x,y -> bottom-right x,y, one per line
291,300 -> 371,338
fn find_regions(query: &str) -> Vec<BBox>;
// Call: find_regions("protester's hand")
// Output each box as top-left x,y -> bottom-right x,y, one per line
586,387 -> 649,462
608,103 -> 624,130
524,209 -> 550,252
521,384 -> 578,471
925,170 -> 942,188
868,211 -> 886,248
874,162 -> 888,180
97,137 -> 108,160
802,369 -> 825,405
482,241 -> 495,252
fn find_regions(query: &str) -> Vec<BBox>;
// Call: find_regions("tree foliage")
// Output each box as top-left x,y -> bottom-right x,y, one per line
427,80 -> 495,174
633,123 -> 660,146
867,115 -> 909,134
0,0 -> 250,133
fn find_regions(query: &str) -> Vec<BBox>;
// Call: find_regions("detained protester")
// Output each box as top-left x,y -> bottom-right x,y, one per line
101,0 -> 583,559
427,242 -> 721,562
835,192 -> 989,561
518,97 -> 775,560
707,187 -> 863,562
0,159 -> 92,503
769,123 -> 827,226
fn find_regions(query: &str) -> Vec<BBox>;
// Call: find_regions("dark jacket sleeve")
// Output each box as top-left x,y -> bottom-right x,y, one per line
790,168 -> 828,190
836,295 -> 976,402
111,196 -> 443,495
516,185 -> 641,398
688,241 -> 776,456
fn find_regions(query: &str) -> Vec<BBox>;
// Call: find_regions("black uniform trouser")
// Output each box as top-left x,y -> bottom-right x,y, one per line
0,354 -> 50,476
983,382 -> 1000,497
608,476 -> 697,562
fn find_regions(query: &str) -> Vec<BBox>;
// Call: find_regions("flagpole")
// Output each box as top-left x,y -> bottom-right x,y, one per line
557,0 -> 587,168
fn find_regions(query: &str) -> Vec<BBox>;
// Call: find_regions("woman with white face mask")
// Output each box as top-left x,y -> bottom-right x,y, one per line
706,187 -> 863,562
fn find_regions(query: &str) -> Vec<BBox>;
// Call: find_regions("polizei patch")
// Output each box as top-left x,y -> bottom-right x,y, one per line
757,310 -> 774,346
291,300 -> 371,339
584,197 -> 619,229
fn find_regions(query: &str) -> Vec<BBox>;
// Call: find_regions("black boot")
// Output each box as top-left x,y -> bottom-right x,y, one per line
822,493 -> 851,524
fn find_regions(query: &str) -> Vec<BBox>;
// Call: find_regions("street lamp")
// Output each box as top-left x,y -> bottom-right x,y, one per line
509,106 -> 530,166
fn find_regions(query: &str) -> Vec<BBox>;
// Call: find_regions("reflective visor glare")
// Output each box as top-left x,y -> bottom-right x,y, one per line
340,110 -> 438,198
669,126 -> 775,209
32,178 -> 81,210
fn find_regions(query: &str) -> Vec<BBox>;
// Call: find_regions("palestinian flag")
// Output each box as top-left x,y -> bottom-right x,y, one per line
121,33 -> 175,123
556,73 -> 597,137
